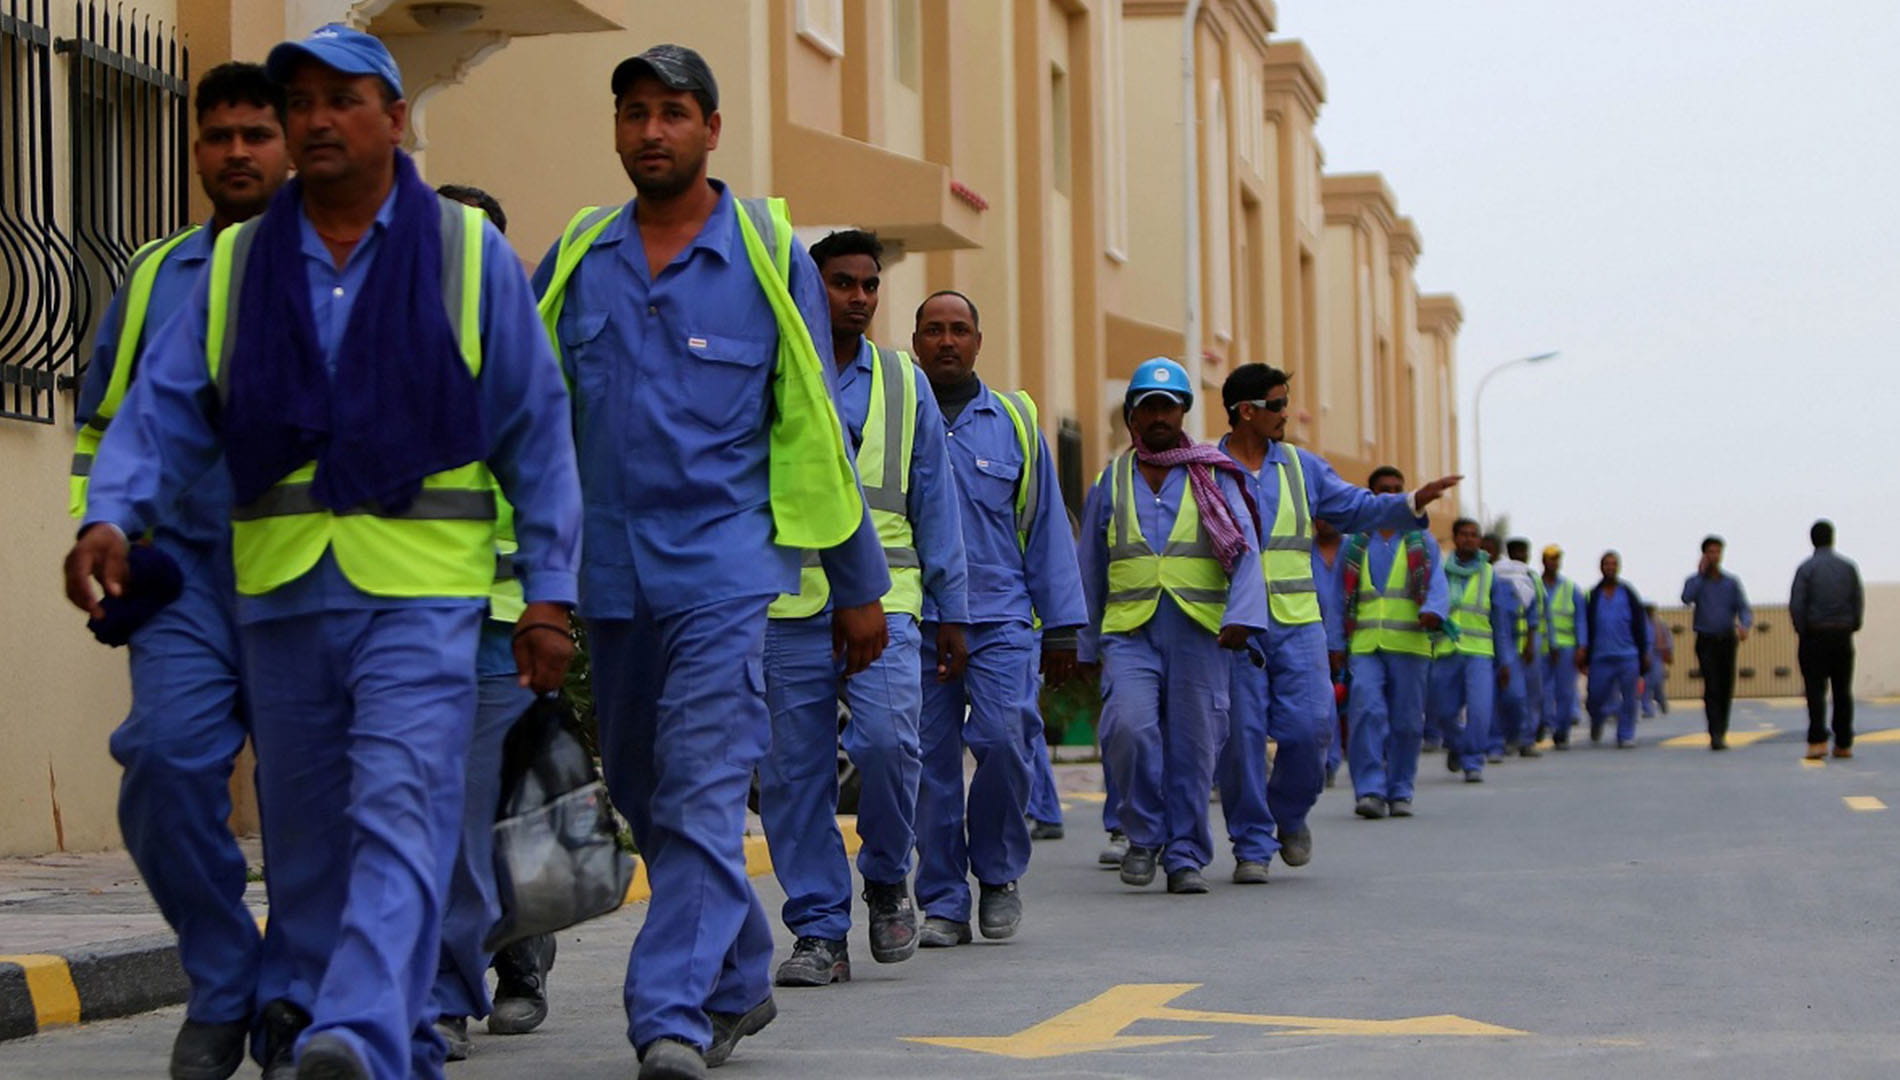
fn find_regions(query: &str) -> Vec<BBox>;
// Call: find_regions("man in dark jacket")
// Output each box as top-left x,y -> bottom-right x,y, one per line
1579,551 -> 1650,748
1792,520 -> 1863,760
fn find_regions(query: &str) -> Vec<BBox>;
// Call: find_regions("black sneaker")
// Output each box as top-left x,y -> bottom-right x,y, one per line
1028,818 -> 1065,840
1166,868 -> 1209,894
638,1037 -> 708,1080
1120,845 -> 1159,886
1097,830 -> 1129,866
862,880 -> 918,963
294,1033 -> 368,1080
705,996 -> 776,1068
258,1000 -> 310,1080
773,937 -> 849,987
489,933 -> 554,1034
170,1017 -> 248,1080
434,1016 -> 471,1062
977,881 -> 1022,939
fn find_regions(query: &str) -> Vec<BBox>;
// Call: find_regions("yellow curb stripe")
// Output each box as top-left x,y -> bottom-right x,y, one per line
620,815 -> 864,907
1843,796 -> 1887,812
0,954 -> 82,1030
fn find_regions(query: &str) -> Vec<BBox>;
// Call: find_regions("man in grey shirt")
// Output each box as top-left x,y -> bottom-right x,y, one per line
1791,520 -> 1863,759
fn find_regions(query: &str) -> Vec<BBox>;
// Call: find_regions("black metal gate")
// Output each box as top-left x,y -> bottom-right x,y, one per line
0,0 -> 64,422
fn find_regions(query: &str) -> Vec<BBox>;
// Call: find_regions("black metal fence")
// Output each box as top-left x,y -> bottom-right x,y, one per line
0,0 -> 185,424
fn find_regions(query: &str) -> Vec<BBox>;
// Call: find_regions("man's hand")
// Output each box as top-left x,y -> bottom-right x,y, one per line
1497,665 -> 1511,689
1328,650 -> 1346,676
1419,612 -> 1444,632
64,524 -> 131,620
1698,552 -> 1717,577
1411,475 -> 1463,510
935,623 -> 970,683
1217,625 -> 1251,651
512,602 -> 576,693
1522,642 -> 1536,665
833,601 -> 889,677
1042,647 -> 1079,685
1736,626 -> 1750,642
1575,646 -> 1590,674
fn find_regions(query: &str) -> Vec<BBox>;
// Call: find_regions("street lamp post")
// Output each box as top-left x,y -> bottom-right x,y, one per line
1473,351 -> 1560,531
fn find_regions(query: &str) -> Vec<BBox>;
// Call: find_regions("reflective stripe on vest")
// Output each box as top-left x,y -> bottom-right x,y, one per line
770,342 -> 923,619
1102,450 -> 1228,636
990,389 -> 1039,547
70,224 -> 203,518
1546,578 -> 1579,650
489,494 -> 525,624
1263,446 -> 1319,625
1437,562 -> 1496,658
1349,541 -> 1431,657
205,198 -> 497,598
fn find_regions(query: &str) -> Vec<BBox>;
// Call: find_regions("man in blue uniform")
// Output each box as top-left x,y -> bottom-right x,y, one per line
1429,520 -> 1518,782
1583,551 -> 1650,748
1487,535 -> 1542,760
1214,364 -> 1458,873
1681,536 -> 1752,750
759,229 -> 969,988
532,46 -> 889,1080
65,26 -> 582,1080
912,290 -> 1086,945
1312,516 -> 1348,789
1539,545 -> 1589,748
1080,359 -> 1267,894
1642,602 -> 1674,718
1504,538 -> 1547,754
66,62 -> 290,1080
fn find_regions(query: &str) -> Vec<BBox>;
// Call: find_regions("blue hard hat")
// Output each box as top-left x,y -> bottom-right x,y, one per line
1127,357 -> 1193,411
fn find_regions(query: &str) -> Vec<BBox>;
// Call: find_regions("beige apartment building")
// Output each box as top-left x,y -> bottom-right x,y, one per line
0,0 -> 1462,856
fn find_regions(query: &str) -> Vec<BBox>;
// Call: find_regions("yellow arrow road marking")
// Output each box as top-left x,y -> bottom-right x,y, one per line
1844,796 -> 1887,812
1661,729 -> 1781,748
904,983 -> 1527,1059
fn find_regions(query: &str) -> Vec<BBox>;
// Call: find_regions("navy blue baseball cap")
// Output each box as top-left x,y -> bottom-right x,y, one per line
611,44 -> 718,111
266,23 -> 404,99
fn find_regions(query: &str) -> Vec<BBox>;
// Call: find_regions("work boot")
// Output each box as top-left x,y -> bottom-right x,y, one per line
170,1017 -> 248,1080
1806,742 -> 1828,760
295,1034 -> 369,1080
434,1016 -> 471,1062
863,880 -> 918,963
1518,744 -> 1543,758
1552,737 -> 1570,751
977,881 -> 1022,939
1833,746 -> 1854,759
489,933 -> 555,1035
1709,737 -> 1727,751
1464,770 -> 1483,783
258,1000 -> 310,1080
1324,763 -> 1339,789
1277,827 -> 1312,867
1231,860 -> 1270,885
1589,720 -> 1604,744
774,937 -> 850,987
1120,845 -> 1159,886
1387,799 -> 1414,817
917,916 -> 972,948
1098,830 -> 1129,866
1486,751 -> 1506,764
1028,818 -> 1065,840
638,1037 -> 708,1080
1446,748 -> 1461,772
1354,795 -> 1387,820
1617,738 -> 1635,749
1535,723 -> 1551,743
1166,868 -> 1208,894
705,996 -> 776,1067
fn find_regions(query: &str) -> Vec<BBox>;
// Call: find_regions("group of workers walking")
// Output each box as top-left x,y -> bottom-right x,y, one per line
52,25 -> 1869,1080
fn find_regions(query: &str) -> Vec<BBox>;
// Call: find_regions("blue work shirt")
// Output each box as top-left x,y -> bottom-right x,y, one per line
74,222 -> 230,565
1445,554 -> 1518,659
1543,575 -> 1590,650
531,181 -> 887,621
1681,571 -> 1753,635
835,339 -> 968,623
1348,531 -> 1451,650
1589,583 -> 1643,662
1312,544 -> 1346,653
84,188 -> 583,623
1076,460 -> 1269,663
922,379 -> 1085,632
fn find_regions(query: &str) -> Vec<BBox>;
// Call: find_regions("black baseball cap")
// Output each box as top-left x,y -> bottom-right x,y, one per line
611,44 -> 718,111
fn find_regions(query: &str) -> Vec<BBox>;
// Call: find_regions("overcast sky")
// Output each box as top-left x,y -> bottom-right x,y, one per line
1277,1 -> 1900,602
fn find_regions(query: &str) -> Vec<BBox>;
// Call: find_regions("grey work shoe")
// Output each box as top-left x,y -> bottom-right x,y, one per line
1098,830 -> 1130,866
258,1000 -> 310,1080
1028,818 -> 1065,840
774,936 -> 850,987
863,880 -> 919,963
638,1037 -> 708,1080
1387,799 -> 1414,817
977,881 -> 1022,939
1464,769 -> 1484,783
1354,795 -> 1388,819
1485,752 -> 1506,764
1446,748 -> 1461,772
1518,744 -> 1543,758
294,1034 -> 369,1080
705,996 -> 776,1068
1231,860 -> 1271,885
170,1017 -> 248,1080
1120,844 -> 1159,886
1277,828 -> 1313,867
918,916 -> 973,948
1166,868 -> 1209,894
489,933 -> 554,1035
434,1016 -> 471,1062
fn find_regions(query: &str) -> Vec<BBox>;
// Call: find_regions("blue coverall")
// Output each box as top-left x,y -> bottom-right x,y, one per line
533,182 -> 889,1054
1428,558 -> 1519,777
86,192 -> 581,1080
1343,533 -> 1450,803
1541,576 -> 1590,745
1314,544 -> 1347,777
73,222 -> 258,1028
1492,575 -> 1542,754
916,381 -> 1086,924
1586,583 -> 1649,745
758,338 -> 969,942
1080,463 -> 1268,873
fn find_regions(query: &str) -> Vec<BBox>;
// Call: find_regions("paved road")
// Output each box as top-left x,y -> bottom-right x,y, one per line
5,699 -> 1898,1078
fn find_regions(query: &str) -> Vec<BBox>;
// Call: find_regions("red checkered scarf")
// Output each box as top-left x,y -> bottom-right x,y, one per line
1132,433 -> 1260,574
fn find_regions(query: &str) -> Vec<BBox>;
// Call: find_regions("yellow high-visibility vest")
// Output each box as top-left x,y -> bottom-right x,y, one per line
1263,446 -> 1320,625
1101,450 -> 1229,636
1436,561 -> 1496,659
204,199 -> 498,598
1349,540 -> 1431,657
1546,578 -> 1579,650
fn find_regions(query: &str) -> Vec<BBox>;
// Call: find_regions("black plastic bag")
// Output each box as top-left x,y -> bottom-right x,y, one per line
484,694 -> 635,952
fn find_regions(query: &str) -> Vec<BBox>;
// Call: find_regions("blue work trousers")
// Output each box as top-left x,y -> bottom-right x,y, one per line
109,569 -> 256,1024
1522,650 -> 1545,737
760,613 -> 923,941
916,620 -> 1038,922
246,607 -> 481,1080
432,625 -> 535,1022
1098,599 -> 1232,873
1543,648 -> 1581,741
1429,654 -> 1495,775
1025,710 -> 1064,826
1644,659 -> 1668,714
588,596 -> 775,1054
1217,621 -> 1330,848
1218,646 -> 1275,862
1346,652 -> 1431,802
1494,657 -> 1531,752
1587,655 -> 1641,744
